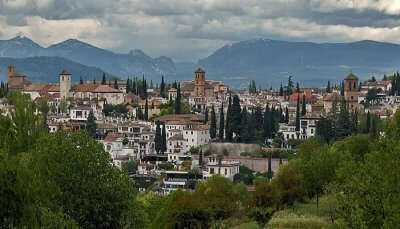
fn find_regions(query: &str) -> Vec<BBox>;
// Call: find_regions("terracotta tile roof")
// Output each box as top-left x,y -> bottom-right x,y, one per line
93,85 -> 121,93
70,83 -> 99,92
60,70 -> 71,75
168,134 -> 186,141
25,84 -> 47,91
289,91 -> 313,102
104,133 -> 122,142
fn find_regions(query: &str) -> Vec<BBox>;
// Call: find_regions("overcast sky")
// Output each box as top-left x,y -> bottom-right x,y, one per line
1,0 -> 400,62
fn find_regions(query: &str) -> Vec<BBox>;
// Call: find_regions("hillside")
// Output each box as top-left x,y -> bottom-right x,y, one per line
199,39 -> 400,87
0,56 -> 106,83
0,36 -> 178,81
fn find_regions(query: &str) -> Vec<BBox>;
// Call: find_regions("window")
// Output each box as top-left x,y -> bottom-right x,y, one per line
210,168 -> 214,174
224,168 -> 227,175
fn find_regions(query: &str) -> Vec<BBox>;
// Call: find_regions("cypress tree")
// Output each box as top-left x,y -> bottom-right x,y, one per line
175,83 -> 181,114
80,76 -> 83,84
240,107 -> 249,142
101,73 -> 106,84
204,107 -> 209,123
301,94 -> 306,116
285,106 -> 289,124
296,82 -> 300,93
132,78 -> 137,95
160,75 -> 165,97
126,79 -> 130,93
161,123 -> 167,153
295,95 -> 300,131
279,83 -> 284,96
210,106 -> 217,139
155,121 -> 162,153
199,149 -> 203,168
340,81 -> 345,96
326,81 -> 331,93
231,95 -> 242,137
370,116 -> 378,139
144,98 -> 149,121
366,111 -> 371,133
254,105 -> 263,129
87,110 -> 97,138
219,104 -> 225,141
136,107 -> 144,120
225,96 -> 233,141
263,105 -> 271,138
267,152 -> 273,180
114,79 -> 118,89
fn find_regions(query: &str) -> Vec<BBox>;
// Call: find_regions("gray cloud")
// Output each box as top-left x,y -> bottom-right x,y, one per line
1,0 -> 400,61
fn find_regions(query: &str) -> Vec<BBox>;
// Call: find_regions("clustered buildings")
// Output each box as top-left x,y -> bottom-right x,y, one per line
2,64 -> 395,193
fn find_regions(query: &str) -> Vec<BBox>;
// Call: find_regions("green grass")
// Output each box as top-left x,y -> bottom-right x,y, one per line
266,195 -> 342,229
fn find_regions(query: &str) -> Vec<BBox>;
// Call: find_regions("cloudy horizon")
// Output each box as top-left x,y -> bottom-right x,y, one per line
1,0 -> 400,62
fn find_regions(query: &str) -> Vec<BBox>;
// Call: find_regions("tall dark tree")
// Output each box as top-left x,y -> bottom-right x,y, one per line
210,106 -> 217,139
219,104 -> 225,141
296,82 -> 300,93
114,79 -> 118,89
231,95 -> 242,137
101,73 -> 107,84
225,96 -> 233,141
295,95 -> 300,131
254,105 -> 263,129
285,106 -> 289,124
80,76 -> 83,84
155,121 -> 162,153
175,83 -> 181,114
336,100 -> 351,140
279,84 -> 284,96
301,94 -> 306,116
132,78 -> 137,95
316,117 -> 333,144
204,107 -> 209,123
136,107 -> 144,120
126,79 -> 131,93
365,111 -> 371,133
370,116 -> 378,139
161,123 -> 167,153
263,105 -> 271,138
144,99 -> 149,121
87,110 -> 97,138
326,81 -> 331,93
240,107 -> 250,142
199,149 -> 203,168
267,152 -> 273,180
160,75 -> 166,97
340,81 -> 345,96
287,76 -> 294,95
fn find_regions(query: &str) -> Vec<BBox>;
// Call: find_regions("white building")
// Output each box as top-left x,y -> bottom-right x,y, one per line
203,155 -> 240,181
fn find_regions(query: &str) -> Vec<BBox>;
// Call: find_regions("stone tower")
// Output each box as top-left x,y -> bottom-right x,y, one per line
60,70 -> 71,99
7,65 -> 16,81
194,68 -> 205,97
343,73 -> 360,112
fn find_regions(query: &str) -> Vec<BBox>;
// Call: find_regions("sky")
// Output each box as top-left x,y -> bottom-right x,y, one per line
1,0 -> 400,62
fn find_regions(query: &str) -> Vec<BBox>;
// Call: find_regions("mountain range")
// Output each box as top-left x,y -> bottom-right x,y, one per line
1,36 -> 400,87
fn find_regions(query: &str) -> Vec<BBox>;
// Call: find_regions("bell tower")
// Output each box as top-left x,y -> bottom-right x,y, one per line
343,73 -> 359,112
194,68 -> 205,97
60,70 -> 71,99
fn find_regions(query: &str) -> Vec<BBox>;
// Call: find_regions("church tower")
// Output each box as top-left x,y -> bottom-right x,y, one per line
60,70 -> 71,99
194,68 -> 205,97
343,73 -> 359,112
7,65 -> 16,81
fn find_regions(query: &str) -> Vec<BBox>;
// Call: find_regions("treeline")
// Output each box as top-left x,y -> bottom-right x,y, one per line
286,113 -> 400,227
0,93 -> 146,228
212,95 -> 287,143
389,72 -> 400,96
316,99 -> 380,144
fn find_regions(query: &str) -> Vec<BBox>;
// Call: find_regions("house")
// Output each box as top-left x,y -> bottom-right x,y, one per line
203,155 -> 240,181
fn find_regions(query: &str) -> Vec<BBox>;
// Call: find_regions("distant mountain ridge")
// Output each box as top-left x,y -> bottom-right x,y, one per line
198,38 -> 400,87
0,36 -> 178,82
2,36 -> 400,87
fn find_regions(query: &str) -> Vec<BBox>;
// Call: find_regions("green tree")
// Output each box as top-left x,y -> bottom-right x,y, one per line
114,79 -> 118,89
240,107 -> 250,142
210,105 -> 217,139
161,123 -> 167,153
155,121 -> 162,153
174,83 -> 181,114
86,110 -> 97,138
326,81 -> 331,93
204,107 -> 209,123
122,160 -> 138,175
144,98 -> 149,121
231,95 -> 242,138
225,96 -> 233,142
160,75 -> 166,98
101,73 -> 106,84
80,76 -> 84,84
219,104 -> 225,141
301,94 -> 306,116
295,95 -> 300,131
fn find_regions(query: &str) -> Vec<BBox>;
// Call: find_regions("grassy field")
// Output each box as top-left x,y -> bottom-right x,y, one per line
237,195 -> 343,229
